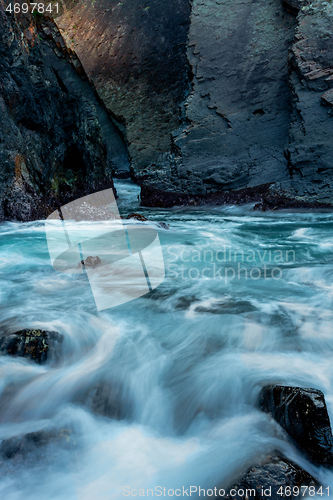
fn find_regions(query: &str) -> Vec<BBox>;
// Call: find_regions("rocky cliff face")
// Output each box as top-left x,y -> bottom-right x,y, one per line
0,0 -> 128,221
56,0 -> 333,207
283,1 -> 333,203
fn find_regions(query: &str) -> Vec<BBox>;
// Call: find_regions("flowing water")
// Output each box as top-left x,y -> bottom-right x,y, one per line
1,180 -> 333,499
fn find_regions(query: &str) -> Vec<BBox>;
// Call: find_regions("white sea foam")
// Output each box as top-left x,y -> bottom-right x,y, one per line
0,180 -> 333,498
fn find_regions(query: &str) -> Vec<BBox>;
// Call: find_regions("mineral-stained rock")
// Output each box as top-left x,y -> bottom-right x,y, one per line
259,386 -> 333,467
0,2 -> 128,221
216,455 -> 318,500
0,329 -> 62,364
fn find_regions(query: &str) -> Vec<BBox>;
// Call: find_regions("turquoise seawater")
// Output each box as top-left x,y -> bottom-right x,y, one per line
0,180 -> 333,498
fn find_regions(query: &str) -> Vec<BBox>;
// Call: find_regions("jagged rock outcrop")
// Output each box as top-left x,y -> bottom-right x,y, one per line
56,0 -> 333,208
259,386 -> 333,467
0,329 -> 62,364
0,0 -> 128,221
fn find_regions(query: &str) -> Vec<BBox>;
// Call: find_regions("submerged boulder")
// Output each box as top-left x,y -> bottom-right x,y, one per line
0,329 -> 62,364
219,455 -> 318,500
259,386 -> 333,467
282,0 -> 308,14
0,429 -> 72,462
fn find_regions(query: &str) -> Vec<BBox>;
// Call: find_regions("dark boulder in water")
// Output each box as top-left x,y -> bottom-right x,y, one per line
0,329 -> 62,364
259,385 -> 333,467
126,212 -> 169,229
218,455 -> 318,500
0,429 -> 72,462
56,0 -> 333,207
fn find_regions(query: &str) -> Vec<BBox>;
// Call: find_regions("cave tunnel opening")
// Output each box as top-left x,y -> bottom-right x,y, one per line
57,145 -> 87,195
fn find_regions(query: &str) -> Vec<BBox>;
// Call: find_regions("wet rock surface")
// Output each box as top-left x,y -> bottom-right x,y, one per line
217,455 -> 318,500
126,213 -> 148,222
56,0 -> 191,187
174,0 -> 297,196
0,429 -> 73,464
0,1 -> 127,221
83,380 -> 132,420
0,329 -> 62,364
126,212 -> 170,229
259,385 -> 333,467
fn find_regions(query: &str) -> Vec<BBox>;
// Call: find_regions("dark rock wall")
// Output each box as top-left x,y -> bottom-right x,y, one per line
0,0 -> 128,221
173,0 -> 297,195
57,0 -> 333,207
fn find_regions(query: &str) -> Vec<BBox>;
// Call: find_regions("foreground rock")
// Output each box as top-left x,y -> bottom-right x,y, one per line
0,329 -> 62,364
216,455 -> 318,500
283,0 -> 333,205
0,4 -> 127,221
259,386 -> 333,467
0,429 -> 72,462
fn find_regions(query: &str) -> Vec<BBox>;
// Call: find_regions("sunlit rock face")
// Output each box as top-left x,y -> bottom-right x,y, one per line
57,0 -> 333,207
0,4 -> 127,221
56,0 -> 192,188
